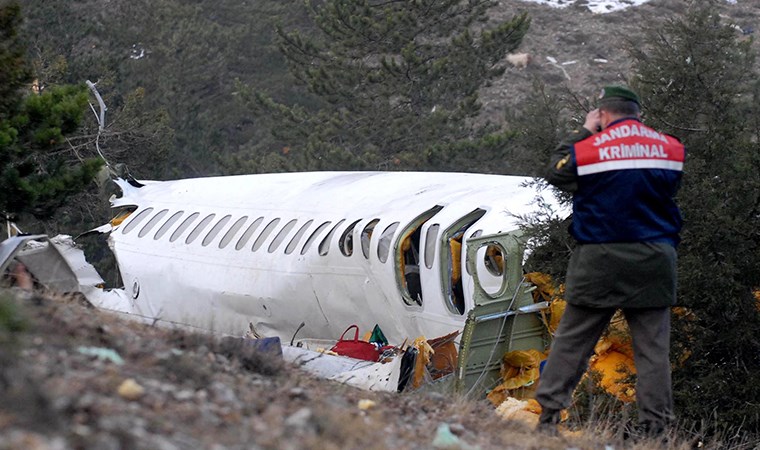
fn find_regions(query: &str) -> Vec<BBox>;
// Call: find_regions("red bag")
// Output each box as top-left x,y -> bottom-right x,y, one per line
330,325 -> 381,362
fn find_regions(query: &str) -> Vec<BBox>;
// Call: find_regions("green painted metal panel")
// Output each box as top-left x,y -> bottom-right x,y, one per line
455,232 -> 551,398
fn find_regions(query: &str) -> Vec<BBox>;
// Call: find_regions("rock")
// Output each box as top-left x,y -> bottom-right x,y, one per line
117,378 -> 145,401
284,407 -> 313,431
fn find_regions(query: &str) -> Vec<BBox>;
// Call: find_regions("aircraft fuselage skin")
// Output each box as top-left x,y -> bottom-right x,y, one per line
107,171 -> 562,343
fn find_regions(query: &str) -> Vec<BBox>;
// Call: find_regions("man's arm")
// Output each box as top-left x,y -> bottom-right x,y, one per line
545,109 -> 601,192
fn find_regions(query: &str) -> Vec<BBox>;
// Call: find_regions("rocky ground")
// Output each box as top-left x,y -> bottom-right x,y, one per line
480,0 -> 760,125
0,288 -> 704,450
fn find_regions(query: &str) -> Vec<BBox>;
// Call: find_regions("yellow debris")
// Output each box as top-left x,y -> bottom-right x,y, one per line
357,399 -> 376,410
495,397 -> 536,425
494,397 -> 569,427
487,349 -> 544,406
315,348 -> 339,356
411,336 -> 434,389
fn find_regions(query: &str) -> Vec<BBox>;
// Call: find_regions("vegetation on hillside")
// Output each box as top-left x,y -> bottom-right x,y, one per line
0,2 -> 102,220
22,0 -> 308,182
235,0 -> 531,174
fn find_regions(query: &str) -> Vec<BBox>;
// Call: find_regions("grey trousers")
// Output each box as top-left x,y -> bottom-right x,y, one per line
535,303 -> 674,428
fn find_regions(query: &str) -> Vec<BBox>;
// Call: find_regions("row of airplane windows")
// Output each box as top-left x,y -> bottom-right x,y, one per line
120,206 -> 441,266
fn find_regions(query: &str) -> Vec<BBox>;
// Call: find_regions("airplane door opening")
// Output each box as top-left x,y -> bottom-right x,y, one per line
441,209 -> 486,315
395,206 -> 443,306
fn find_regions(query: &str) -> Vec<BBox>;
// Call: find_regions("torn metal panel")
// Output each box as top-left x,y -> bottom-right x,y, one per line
1,235 -> 80,292
455,232 -> 550,398
283,344 -> 401,392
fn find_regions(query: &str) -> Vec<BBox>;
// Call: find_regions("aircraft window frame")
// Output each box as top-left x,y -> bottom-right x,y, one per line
170,212 -> 200,243
203,215 -> 232,247
395,205 -> 444,307
269,219 -> 298,253
377,222 -> 400,263
219,216 -> 248,249
301,221 -> 332,255
440,209 -> 486,315
285,220 -> 313,255
339,219 -> 362,257
138,209 -> 169,238
236,217 -> 264,250
186,214 -> 216,244
318,219 -> 346,256
154,211 -> 184,240
467,230 -> 484,275
253,218 -> 281,252
424,224 -> 440,269
122,207 -> 154,235
360,219 -> 380,259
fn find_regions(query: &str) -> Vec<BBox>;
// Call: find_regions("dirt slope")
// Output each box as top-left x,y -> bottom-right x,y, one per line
481,0 -> 760,124
0,290 -> 690,450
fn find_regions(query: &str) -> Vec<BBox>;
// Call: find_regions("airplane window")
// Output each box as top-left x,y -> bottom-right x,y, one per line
170,212 -> 200,242
285,220 -> 313,255
111,206 -> 136,228
424,224 -> 440,269
442,209 -> 486,315
202,215 -> 232,247
219,216 -> 248,249
484,244 -> 505,276
122,207 -> 154,235
377,222 -> 399,263
154,211 -> 184,240
138,209 -> 169,238
339,219 -> 362,257
396,205 -> 444,307
236,217 -> 264,250
253,218 -> 281,252
360,219 -> 380,259
318,219 -> 346,256
186,214 -> 216,244
269,219 -> 298,253
301,221 -> 332,255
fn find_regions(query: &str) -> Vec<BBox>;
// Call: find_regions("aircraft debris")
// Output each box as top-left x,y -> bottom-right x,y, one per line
77,346 -> 125,365
357,399 -> 376,411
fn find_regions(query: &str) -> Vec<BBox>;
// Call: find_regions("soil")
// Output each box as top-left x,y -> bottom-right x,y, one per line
0,290 -> 626,450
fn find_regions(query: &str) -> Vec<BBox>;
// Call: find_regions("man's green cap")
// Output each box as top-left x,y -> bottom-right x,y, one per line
598,85 -> 640,106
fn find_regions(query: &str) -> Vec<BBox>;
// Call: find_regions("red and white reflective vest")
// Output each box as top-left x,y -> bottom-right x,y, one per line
570,118 -> 685,246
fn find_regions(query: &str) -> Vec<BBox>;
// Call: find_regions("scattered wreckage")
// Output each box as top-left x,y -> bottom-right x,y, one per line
4,171 -> 627,410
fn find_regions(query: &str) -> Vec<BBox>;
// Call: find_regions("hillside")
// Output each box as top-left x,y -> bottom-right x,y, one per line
1,289 -> 701,449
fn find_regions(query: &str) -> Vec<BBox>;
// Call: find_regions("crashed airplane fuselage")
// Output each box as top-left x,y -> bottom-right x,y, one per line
101,171 -> 563,344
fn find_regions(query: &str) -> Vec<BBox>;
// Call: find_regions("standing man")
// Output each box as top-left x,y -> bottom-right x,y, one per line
535,86 -> 685,437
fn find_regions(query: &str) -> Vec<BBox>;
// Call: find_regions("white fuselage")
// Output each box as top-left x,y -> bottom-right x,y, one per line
107,172 -> 562,343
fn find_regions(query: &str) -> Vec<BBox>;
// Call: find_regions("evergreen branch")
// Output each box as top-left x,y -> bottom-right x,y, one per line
656,117 -> 707,133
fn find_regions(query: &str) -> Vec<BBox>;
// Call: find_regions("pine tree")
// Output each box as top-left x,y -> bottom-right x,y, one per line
238,0 -> 530,172
0,2 -> 102,221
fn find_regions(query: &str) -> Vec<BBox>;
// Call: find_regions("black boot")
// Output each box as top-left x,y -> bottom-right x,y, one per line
536,408 -> 562,436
